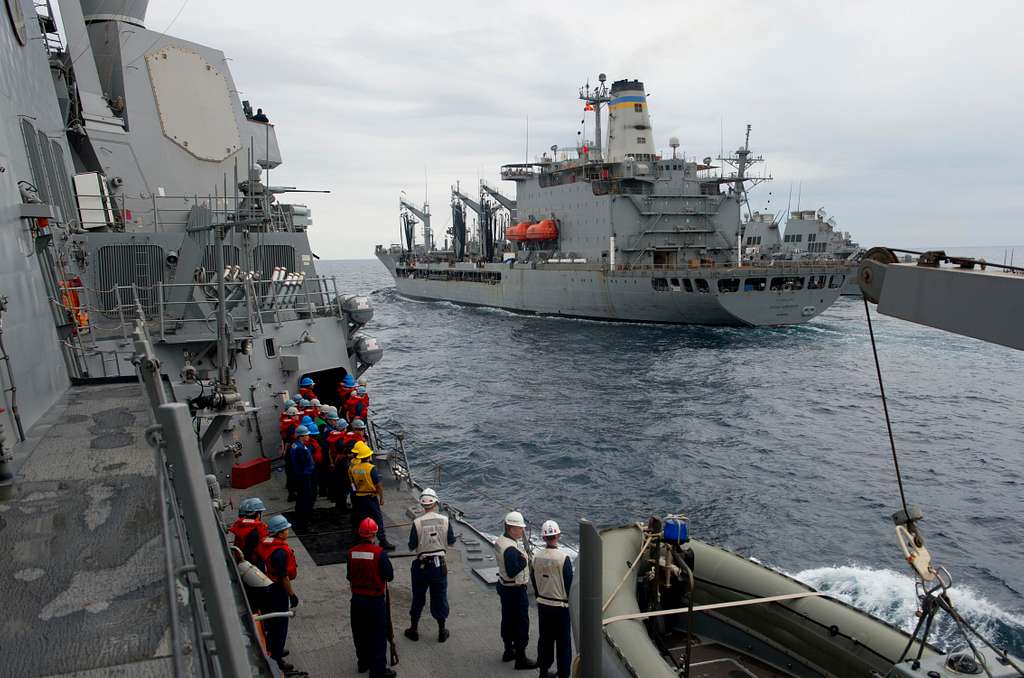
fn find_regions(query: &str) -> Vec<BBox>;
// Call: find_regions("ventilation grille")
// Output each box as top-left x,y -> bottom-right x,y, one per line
202,245 -> 241,271
96,244 -> 165,313
253,245 -> 295,280
19,119 -> 78,227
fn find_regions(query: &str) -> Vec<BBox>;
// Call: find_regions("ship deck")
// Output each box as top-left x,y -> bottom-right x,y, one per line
0,381 -> 172,678
222,463 -> 538,677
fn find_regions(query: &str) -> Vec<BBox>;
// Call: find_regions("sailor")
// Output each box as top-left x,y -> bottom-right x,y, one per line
404,488 -> 457,643
495,511 -> 537,669
252,107 -> 270,123
345,385 -> 370,423
300,399 -> 317,420
337,373 -> 356,404
531,520 -> 573,678
349,441 -> 395,550
297,376 -> 315,400
281,409 -> 302,501
228,497 -> 268,563
255,514 -> 299,672
325,412 -> 351,510
289,425 -> 316,530
346,418 -> 367,444
347,517 -> 396,678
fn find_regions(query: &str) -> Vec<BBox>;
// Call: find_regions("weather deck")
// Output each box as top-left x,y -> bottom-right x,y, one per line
223,463 -> 541,677
0,382 -> 171,678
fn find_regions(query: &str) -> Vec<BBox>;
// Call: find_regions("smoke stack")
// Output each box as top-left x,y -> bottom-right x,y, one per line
80,0 -> 149,28
606,79 -> 656,163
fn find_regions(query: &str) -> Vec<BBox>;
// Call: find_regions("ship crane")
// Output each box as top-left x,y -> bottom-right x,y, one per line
480,180 -> 517,223
399,196 -> 433,252
452,185 -> 499,261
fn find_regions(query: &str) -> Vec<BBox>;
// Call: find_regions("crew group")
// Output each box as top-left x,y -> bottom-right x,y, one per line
227,375 -> 575,678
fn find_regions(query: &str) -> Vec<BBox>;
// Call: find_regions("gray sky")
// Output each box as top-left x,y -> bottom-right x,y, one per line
145,0 -> 1023,258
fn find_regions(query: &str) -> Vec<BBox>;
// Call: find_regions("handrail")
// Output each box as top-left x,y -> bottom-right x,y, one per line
602,591 -> 826,626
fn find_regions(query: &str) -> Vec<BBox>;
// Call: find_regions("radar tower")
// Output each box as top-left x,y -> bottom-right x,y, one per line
579,73 -> 611,161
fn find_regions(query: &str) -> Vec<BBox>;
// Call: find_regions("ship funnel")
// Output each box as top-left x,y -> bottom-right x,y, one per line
81,0 -> 149,27
606,79 -> 656,163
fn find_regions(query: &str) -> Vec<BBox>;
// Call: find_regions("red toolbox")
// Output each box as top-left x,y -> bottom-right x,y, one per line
231,457 -> 271,489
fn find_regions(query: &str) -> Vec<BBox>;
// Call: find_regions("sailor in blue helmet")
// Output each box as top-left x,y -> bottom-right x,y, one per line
289,425 -> 317,531
255,514 -> 300,672
298,376 -> 316,401
337,372 -> 357,404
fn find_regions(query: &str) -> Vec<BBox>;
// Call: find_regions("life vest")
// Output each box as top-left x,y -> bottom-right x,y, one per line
349,459 -> 378,496
326,430 -> 346,463
346,394 -> 369,421
278,416 -> 299,442
309,438 -> 323,465
532,547 -> 570,607
414,512 -> 450,559
337,384 -> 355,403
343,431 -> 364,447
348,541 -> 386,596
495,534 -> 529,586
255,537 -> 297,582
298,386 -> 316,401
303,407 -> 318,420
229,517 -> 268,557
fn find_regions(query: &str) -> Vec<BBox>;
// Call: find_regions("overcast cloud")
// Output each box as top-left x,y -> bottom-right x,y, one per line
142,0 -> 1023,258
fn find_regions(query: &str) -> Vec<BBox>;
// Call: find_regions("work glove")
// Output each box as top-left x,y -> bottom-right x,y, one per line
289,593 -> 299,608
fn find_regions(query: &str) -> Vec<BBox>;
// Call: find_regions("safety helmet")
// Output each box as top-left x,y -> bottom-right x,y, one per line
351,419 -> 366,430
306,423 -> 320,436
299,377 -> 314,387
358,517 -> 378,538
310,398 -> 321,407
356,386 -> 367,395
239,497 -> 266,516
419,488 -> 439,506
342,374 -> 355,388
357,376 -> 368,387
337,418 -> 349,429
541,520 -> 560,537
327,405 -> 339,415
300,415 -> 313,425
284,399 -> 296,409
319,404 -> 331,414
295,425 -> 310,436
325,411 -> 339,422
267,514 -> 292,534
299,399 -> 311,408
352,440 -> 373,459
504,511 -> 526,528
285,406 -> 299,416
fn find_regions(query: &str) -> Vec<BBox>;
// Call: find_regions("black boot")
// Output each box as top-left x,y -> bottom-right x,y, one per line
379,539 -> 397,551
404,621 -> 419,641
502,646 -> 515,662
276,659 -> 294,671
514,650 -> 537,670
437,620 -> 449,643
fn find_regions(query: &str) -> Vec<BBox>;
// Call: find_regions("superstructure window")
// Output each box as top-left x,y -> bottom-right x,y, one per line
637,136 -> 647,144
744,277 -> 766,292
683,279 -> 693,292
829,274 -> 846,289
718,278 -> 740,293
770,276 -> 805,291
652,277 -> 669,291
807,275 -> 826,290
634,103 -> 643,112
808,233 -> 817,242
695,278 -> 710,293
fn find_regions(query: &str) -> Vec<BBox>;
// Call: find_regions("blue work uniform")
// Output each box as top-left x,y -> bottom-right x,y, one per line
290,440 -> 315,529
408,511 -> 457,624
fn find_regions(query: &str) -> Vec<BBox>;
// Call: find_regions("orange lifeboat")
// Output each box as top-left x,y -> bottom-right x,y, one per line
526,219 -> 558,241
507,221 -> 531,242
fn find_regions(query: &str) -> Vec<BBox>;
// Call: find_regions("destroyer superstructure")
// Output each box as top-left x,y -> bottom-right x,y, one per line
378,75 -> 847,326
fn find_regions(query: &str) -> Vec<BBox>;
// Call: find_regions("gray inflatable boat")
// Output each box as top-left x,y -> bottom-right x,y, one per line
572,520 -> 1021,678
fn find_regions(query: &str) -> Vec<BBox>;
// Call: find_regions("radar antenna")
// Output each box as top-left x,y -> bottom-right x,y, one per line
579,73 -> 611,162
717,124 -> 772,221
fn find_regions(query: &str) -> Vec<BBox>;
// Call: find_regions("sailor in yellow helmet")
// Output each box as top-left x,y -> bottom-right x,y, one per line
348,441 -> 394,550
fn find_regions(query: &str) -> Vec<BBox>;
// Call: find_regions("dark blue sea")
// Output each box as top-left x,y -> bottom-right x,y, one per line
320,257 -> 1024,654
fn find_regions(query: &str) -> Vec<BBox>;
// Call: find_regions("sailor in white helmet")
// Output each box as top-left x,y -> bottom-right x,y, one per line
531,520 -> 574,678
403,487 -> 457,643
494,511 -> 537,669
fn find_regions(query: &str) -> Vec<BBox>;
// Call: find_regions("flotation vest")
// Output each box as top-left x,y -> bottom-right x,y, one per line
414,512 -> 450,559
346,394 -> 369,421
309,438 -> 323,465
298,386 -> 316,401
495,535 -> 529,586
229,517 -> 268,558
326,430 -> 346,463
255,537 -> 297,582
348,542 -> 386,596
532,547 -> 570,607
349,459 -> 377,496
337,384 -> 356,403
278,416 -> 299,442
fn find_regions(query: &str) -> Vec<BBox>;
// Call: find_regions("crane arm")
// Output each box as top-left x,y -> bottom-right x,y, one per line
480,182 -> 517,219
399,197 -> 430,224
452,189 -> 482,215
858,247 -> 1024,351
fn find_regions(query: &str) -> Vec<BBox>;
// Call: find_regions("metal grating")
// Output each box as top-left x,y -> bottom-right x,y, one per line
253,244 -> 295,280
202,245 -> 241,271
19,119 -> 49,202
49,141 -> 78,228
95,244 -> 165,314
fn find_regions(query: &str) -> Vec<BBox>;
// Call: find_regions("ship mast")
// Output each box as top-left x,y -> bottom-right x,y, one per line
718,124 -> 771,221
579,73 -> 611,161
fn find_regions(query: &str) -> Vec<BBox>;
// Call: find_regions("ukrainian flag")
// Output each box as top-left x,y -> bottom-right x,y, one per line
609,95 -> 645,110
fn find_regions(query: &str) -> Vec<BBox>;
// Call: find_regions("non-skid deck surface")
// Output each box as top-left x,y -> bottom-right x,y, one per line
283,506 -> 357,566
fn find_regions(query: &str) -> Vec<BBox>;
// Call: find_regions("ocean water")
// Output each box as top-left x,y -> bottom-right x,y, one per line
319,257 -> 1024,654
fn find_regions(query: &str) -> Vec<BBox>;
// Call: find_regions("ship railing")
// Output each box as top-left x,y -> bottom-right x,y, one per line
131,320 -> 276,677
73,192 -> 300,233
52,276 -> 344,344
615,259 -> 856,273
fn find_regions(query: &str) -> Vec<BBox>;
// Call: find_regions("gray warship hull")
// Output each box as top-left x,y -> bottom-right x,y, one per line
378,252 -> 846,326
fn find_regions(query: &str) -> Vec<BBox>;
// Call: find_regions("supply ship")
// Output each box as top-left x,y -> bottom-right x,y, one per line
377,75 -> 847,326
